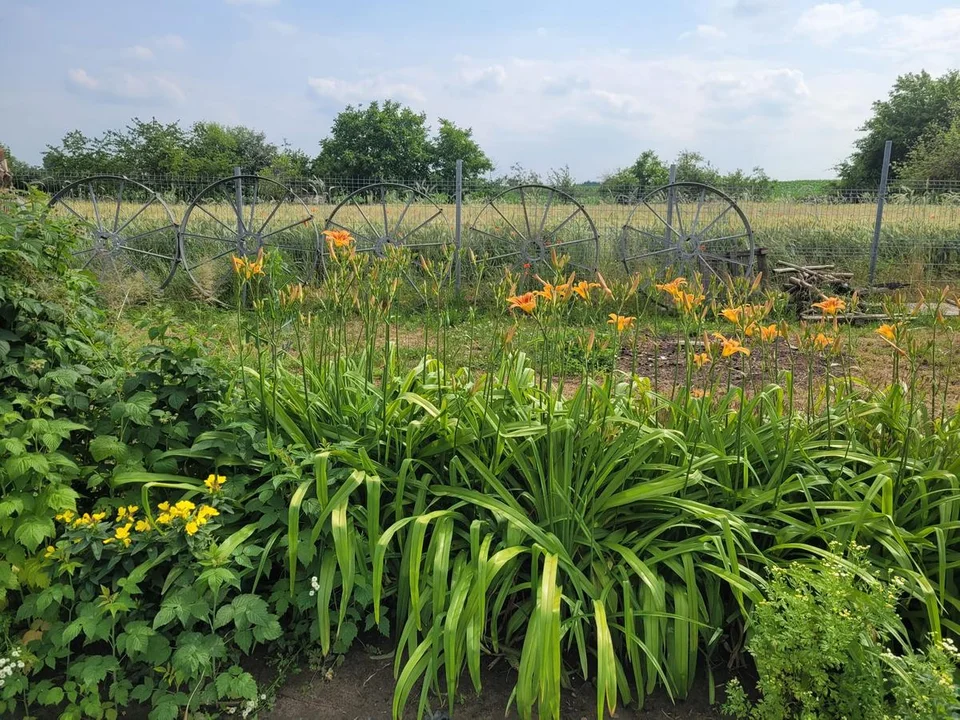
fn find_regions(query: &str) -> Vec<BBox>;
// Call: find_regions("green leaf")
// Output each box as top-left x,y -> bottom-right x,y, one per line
14,514 -> 55,551
89,435 -> 129,463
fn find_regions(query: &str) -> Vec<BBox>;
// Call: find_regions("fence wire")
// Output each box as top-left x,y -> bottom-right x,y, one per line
15,171 -> 960,285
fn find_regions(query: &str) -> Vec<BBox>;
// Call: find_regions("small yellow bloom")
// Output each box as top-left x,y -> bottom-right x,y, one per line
714,333 -> 751,357
92,512 -> 107,522
506,292 -> 537,314
692,352 -> 711,368
196,505 -> 220,523
185,521 -> 200,536
156,513 -> 173,525
536,282 -> 556,302
572,280 -> 600,301
674,291 -> 704,314
812,332 -> 834,351
812,297 -> 846,316
876,324 -> 897,343
720,307 -> 743,324
656,277 -> 687,298
158,501 -> 170,512
690,388 -> 708,399
607,314 -> 636,332
134,519 -> 152,532
45,545 -> 56,557
55,510 -> 75,524
204,474 -> 227,493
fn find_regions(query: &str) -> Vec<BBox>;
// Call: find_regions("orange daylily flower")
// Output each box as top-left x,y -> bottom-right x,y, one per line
572,280 -> 600,301
692,352 -> 711,368
656,277 -> 687,298
812,297 -> 846,316
812,332 -> 834,351
876,323 -> 897,343
675,291 -> 705,314
608,314 -> 636,332
759,323 -> 779,343
231,247 -> 266,280
507,292 -> 537,314
720,306 -> 743,324
323,229 -> 354,248
714,333 -> 751,357
536,282 -> 555,301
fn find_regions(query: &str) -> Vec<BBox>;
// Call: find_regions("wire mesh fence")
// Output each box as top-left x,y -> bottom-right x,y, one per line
15,169 -> 960,287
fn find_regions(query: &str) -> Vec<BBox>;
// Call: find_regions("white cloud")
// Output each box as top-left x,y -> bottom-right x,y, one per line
458,64 -> 506,92
225,0 -> 280,5
307,76 -> 424,105
267,20 -> 297,35
67,68 -> 98,91
679,24 -> 727,41
66,68 -> 185,103
152,34 -> 186,51
795,2 -> 879,45
882,8 -> 960,59
127,45 -> 154,60
535,27 -> 548,37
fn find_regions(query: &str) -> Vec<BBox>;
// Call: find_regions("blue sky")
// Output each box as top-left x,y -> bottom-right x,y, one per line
2,0 -> 959,180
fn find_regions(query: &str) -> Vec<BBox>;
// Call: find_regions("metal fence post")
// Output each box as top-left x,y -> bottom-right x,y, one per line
454,159 -> 463,294
664,163 -> 677,246
868,140 -> 892,285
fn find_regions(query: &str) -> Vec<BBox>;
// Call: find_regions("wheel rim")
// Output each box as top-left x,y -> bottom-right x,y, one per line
48,175 -> 179,298
179,175 -> 320,300
467,184 -> 599,279
620,182 -> 754,282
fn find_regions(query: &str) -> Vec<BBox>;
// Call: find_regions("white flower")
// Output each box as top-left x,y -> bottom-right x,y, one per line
309,590 -> 315,597
16,661 -> 24,669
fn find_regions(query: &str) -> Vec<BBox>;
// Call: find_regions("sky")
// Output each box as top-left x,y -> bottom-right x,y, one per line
2,0 -> 959,180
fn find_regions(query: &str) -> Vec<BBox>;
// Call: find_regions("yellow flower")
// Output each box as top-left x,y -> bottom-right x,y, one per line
876,323 -> 897,343
714,333 -> 751,357
322,229 -> 353,248
692,352 -> 711,368
536,282 -> 556,302
674,291 -> 704,314
812,332 -> 834,351
134,519 -> 152,532
204,474 -> 227,493
572,280 -> 600,301
720,306 -> 743,324
157,501 -> 170,512
231,248 -> 266,280
156,512 -> 173,525
44,545 -> 56,557
55,510 -> 75,524
759,323 -> 780,343
554,283 -> 574,301
656,277 -> 687,298
608,314 -> 636,332
185,521 -> 200,536
506,292 -> 537,314
196,505 -> 220,523
690,388 -> 708,399
812,297 -> 846,316
92,512 -> 107,522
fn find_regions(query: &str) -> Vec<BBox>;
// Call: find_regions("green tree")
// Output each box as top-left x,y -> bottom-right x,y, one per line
42,130 -> 119,175
183,122 -> 278,176
898,113 -> 960,183
428,118 -> 493,186
108,118 -> 187,176
630,150 -> 669,188
312,100 -> 432,179
837,70 -> 960,187
673,150 -> 722,185
599,168 -> 641,201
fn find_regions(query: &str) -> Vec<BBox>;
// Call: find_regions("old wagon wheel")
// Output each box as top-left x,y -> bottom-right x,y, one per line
620,182 -> 754,282
179,175 -> 320,299
466,184 -> 599,277
48,175 -> 178,296
325,182 -> 452,259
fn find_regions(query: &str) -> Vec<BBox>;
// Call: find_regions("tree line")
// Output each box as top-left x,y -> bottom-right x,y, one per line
6,69 -> 960,191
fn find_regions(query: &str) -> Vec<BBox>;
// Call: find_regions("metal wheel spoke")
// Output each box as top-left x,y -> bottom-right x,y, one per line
261,216 -> 313,241
624,225 -> 673,245
113,180 -> 125,232
701,252 -> 748,267
547,236 -> 595,249
537,189 -> 555,238
689,188 -> 706,236
624,246 -> 679,261
470,226 -> 515,246
519,186 -> 533,238
82,250 -> 103,271
72,247 -> 99,257
674,195 -> 685,238
118,244 -> 177,261
696,204 -> 735,239
257,198 -> 284,236
122,223 -> 177,247
185,246 -> 237,272
699,232 -> 750,246
224,182 -> 245,234
490,203 -> 527,243
642,199 -> 683,241
192,203 -> 238,237
380,186 -> 389,237
481,249 -> 522,263
403,241 -> 448,250
392,193 -> 415,237
181,231 -> 239,247
546,207 -> 580,238
57,198 -> 88,225
248,179 -> 259,231
116,196 -> 159,235
89,183 -> 104,231
397,209 -> 442,244
352,198 -> 381,240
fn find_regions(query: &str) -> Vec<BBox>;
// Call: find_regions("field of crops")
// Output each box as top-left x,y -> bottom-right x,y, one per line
5,189 -> 960,720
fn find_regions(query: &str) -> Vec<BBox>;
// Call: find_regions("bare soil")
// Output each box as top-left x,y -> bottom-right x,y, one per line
265,646 -> 722,720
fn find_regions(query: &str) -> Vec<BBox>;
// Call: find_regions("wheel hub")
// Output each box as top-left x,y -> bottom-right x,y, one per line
520,236 -> 547,264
